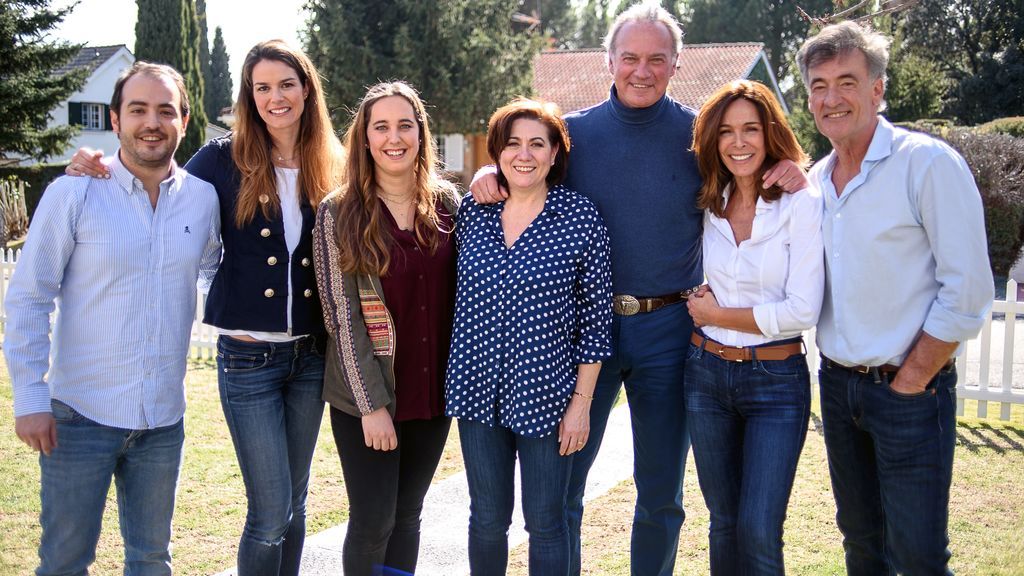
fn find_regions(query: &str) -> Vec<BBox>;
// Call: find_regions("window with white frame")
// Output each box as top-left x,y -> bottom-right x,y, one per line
82,103 -> 104,130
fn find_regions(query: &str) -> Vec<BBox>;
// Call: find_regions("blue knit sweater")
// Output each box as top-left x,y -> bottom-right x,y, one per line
563,87 -> 703,297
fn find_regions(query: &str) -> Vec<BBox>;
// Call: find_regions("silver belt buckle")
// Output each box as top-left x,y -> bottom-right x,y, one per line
613,294 -> 641,316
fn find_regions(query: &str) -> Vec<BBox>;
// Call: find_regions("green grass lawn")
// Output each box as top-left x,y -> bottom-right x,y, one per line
2,359 -> 1022,575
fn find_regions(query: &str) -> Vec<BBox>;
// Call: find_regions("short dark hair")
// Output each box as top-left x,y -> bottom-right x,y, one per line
109,61 -> 191,119
486,98 -> 571,189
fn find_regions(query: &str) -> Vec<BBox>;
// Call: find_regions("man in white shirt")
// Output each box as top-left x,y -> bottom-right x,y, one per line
5,62 -> 220,575
797,22 -> 993,575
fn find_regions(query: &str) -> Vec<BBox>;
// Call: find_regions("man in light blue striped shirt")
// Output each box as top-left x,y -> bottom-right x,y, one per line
5,62 -> 220,575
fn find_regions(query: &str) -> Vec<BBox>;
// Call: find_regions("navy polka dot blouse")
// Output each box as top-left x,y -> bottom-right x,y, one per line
445,185 -> 613,438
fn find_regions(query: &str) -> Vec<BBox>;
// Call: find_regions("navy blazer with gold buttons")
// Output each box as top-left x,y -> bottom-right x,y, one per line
186,136 -> 326,338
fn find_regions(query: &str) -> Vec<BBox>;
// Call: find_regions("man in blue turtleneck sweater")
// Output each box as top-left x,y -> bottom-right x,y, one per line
473,4 -> 803,575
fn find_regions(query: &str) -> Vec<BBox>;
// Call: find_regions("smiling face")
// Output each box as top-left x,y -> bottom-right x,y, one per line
717,98 -> 766,187
607,21 -> 678,109
366,95 -> 420,179
498,118 -> 557,195
111,72 -> 187,171
807,49 -> 883,152
251,58 -> 307,136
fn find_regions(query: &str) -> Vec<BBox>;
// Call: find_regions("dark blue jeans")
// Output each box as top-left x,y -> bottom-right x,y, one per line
459,419 -> 573,576
819,359 -> 957,576
566,302 -> 691,576
217,335 -> 326,576
38,400 -> 183,576
684,339 -> 810,575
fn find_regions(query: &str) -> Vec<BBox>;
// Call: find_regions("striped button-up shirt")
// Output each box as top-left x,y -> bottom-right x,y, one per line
4,153 -> 221,429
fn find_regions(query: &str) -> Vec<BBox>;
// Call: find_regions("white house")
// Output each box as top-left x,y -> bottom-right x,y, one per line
46,45 -> 135,163
43,45 -> 229,164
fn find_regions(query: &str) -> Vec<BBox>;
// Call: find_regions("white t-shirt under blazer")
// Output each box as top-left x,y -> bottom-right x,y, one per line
701,184 -> 825,348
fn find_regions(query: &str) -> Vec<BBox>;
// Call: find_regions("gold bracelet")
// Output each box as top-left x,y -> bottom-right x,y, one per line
572,391 -> 594,399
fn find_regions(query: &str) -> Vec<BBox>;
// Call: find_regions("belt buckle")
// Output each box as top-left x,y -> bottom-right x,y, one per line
613,295 -> 641,316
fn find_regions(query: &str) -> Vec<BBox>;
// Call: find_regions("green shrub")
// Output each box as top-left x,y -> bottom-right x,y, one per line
977,117 -> 1024,139
939,129 -> 1024,277
0,163 -> 69,219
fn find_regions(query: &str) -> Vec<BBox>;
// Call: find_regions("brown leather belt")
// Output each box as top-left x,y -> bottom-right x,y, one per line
691,332 -> 805,362
820,355 -> 955,376
613,285 -> 702,316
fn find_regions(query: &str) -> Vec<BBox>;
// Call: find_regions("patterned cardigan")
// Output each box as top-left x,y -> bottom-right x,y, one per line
312,188 -> 460,418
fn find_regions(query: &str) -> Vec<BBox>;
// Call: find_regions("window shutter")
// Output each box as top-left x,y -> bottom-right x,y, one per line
104,105 -> 113,131
68,102 -> 82,126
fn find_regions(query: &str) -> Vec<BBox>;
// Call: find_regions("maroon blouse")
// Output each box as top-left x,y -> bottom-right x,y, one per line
379,198 -> 456,421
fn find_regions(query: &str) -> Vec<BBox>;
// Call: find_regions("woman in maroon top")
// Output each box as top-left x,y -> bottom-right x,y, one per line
312,81 -> 459,575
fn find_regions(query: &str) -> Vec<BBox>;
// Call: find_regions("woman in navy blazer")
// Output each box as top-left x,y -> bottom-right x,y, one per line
68,40 -> 343,576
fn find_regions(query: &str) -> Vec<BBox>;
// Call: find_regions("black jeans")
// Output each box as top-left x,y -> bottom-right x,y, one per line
330,408 -> 451,576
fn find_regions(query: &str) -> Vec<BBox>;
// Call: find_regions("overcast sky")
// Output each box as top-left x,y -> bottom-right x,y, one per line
52,0 -> 308,94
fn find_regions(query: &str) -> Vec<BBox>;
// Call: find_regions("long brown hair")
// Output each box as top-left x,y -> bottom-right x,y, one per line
692,80 -> 809,217
333,81 -> 456,276
232,39 -> 343,227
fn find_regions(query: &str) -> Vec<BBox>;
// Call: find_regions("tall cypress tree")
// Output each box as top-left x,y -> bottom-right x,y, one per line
205,27 -> 234,121
0,0 -> 89,161
134,0 -> 208,163
196,0 -> 216,122
207,26 -> 233,122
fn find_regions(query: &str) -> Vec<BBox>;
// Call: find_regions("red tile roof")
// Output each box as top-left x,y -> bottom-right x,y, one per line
533,43 -> 769,113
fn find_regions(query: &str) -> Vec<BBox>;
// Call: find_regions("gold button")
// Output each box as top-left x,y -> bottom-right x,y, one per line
259,194 -> 270,204
260,228 -> 271,238
301,258 -> 311,267
264,288 -> 275,298
267,256 -> 278,265
303,289 -> 312,298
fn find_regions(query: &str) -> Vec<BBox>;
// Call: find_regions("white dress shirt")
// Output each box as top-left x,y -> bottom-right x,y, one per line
4,153 -> 221,428
701,184 -> 825,347
812,117 -> 993,367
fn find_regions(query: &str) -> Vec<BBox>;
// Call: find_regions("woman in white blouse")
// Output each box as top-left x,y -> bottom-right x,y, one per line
685,80 -> 823,576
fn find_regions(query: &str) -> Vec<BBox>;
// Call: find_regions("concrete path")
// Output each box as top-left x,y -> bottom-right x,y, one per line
215,404 -> 635,575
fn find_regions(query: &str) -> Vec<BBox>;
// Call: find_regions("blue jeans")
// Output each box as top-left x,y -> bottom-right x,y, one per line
37,400 -> 183,576
459,419 -> 573,576
684,338 -> 810,575
566,302 -> 691,576
217,335 -> 326,576
819,359 -> 957,576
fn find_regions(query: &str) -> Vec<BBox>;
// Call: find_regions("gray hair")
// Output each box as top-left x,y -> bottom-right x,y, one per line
796,21 -> 891,90
604,2 -> 684,57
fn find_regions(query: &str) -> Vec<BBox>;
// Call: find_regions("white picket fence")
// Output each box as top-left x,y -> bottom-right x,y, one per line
0,248 -> 1021,421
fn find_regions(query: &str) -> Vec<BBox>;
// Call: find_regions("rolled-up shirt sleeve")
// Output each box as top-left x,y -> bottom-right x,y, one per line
4,179 -> 82,417
752,188 -> 825,338
918,150 -> 994,342
573,206 -> 613,364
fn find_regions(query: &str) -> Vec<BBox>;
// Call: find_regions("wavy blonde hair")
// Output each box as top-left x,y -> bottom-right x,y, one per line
232,39 -> 343,227
333,81 -> 457,276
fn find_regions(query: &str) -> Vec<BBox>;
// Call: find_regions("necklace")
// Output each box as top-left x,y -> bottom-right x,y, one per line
271,146 -> 297,164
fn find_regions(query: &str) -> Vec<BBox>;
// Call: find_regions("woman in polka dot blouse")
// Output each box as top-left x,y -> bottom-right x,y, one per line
445,98 -> 613,574
313,81 -> 461,575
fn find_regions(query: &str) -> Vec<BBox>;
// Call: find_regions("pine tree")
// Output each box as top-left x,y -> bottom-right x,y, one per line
577,0 -> 610,49
207,27 -> 233,122
0,0 -> 89,161
305,0 -> 539,135
134,0 -> 208,163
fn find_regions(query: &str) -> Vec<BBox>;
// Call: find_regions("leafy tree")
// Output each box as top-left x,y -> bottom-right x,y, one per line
134,0 -> 208,163
304,0 -> 539,135
514,1 -> 577,49
576,0 -> 611,48
196,0 -> 214,120
902,0 -> 1024,124
684,0 -> 833,84
206,27 -> 233,121
0,0 -> 89,162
